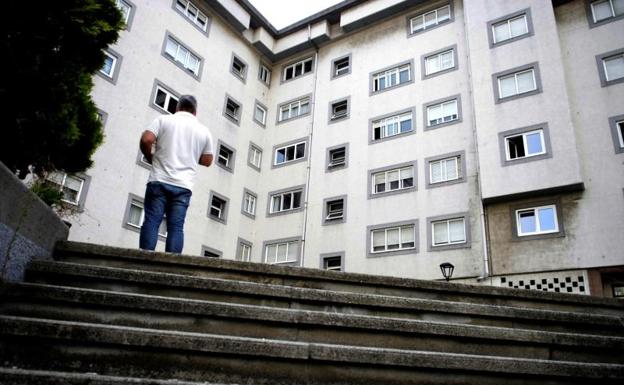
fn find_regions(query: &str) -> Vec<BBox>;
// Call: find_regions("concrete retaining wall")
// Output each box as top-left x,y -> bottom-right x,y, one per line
0,162 -> 68,281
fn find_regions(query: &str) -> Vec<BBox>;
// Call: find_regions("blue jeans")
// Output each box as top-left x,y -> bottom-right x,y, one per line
139,181 -> 192,253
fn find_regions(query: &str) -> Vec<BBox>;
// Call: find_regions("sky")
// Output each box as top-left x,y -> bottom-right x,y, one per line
248,0 -> 344,29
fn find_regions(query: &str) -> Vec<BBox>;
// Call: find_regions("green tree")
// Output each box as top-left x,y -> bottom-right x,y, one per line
0,0 -> 124,178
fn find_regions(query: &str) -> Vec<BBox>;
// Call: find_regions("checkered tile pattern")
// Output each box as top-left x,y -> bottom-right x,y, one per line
499,273 -> 588,295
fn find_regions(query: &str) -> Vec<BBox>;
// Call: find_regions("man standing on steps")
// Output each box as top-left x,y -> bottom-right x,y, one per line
138,95 -> 214,254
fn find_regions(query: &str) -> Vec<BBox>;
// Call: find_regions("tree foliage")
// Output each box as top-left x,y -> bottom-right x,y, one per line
0,0 -> 124,178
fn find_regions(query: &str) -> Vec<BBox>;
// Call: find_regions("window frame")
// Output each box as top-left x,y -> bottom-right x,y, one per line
208,190 -> 229,224
247,142 -> 263,171
281,56 -> 315,84
116,0 -> 136,30
487,8 -> 534,48
149,80 -> 180,115
425,150 -> 466,189
201,245 -> 222,258
266,185 -> 306,217
367,160 -> 418,199
44,171 -> 92,211
241,188 -> 258,219
258,62 -> 272,87
608,114 -> 624,153
369,107 -> 416,144
161,31 -> 203,80
406,3 -> 454,37
276,94 -> 312,124
122,193 -> 166,240
492,62 -> 542,104
215,140 -> 236,173
585,0 -> 624,28
98,49 -> 123,85
330,53 -> 352,80
367,219 -> 419,258
369,59 -> 414,95
322,195 -> 347,225
172,0 -> 211,35
236,238 -> 253,262
271,137 -> 309,169
222,94 -> 242,126
426,213 -> 471,251
262,237 -> 302,266
320,252 -> 345,271
328,96 -> 350,124
253,100 -> 268,127
423,94 -> 462,130
421,45 -> 458,80
326,143 -> 349,172
512,203 -> 564,239
596,48 -> 624,87
230,53 -> 248,83
498,123 -> 552,166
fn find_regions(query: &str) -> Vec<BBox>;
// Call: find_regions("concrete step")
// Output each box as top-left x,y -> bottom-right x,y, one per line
54,241 -> 624,316
0,368 -> 233,385
24,260 -> 624,336
3,282 -> 622,363
1,316 -> 623,385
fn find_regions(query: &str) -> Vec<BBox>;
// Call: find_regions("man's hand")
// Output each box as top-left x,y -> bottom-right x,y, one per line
199,154 -> 213,167
140,130 -> 156,164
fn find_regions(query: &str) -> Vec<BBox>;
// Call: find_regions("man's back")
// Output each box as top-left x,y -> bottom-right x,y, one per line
147,111 -> 213,190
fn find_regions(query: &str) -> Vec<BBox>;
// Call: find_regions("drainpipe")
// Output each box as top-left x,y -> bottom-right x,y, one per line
300,24 -> 320,267
461,10 -> 491,282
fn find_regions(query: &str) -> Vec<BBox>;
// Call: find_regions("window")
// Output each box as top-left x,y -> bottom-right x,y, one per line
371,110 -> 413,142
201,246 -> 222,258
371,61 -> 412,93
153,83 -> 179,114
264,239 -> 300,265
237,240 -> 252,262
430,156 -> 460,184
203,250 -> 220,258
589,0 -> 624,24
608,115 -> 624,153
163,34 -> 202,77
322,255 -> 343,271
331,54 -> 351,79
259,63 -> 271,86
492,14 -> 529,44
613,285 -> 624,298
253,101 -> 267,126
327,145 -> 347,169
323,196 -> 347,225
45,172 -> 86,206
216,141 -> 235,172
231,54 -> 247,82
269,188 -> 303,215
515,205 -> 559,236
329,98 -> 349,122
248,143 -> 263,171
124,195 -> 166,238
223,95 -> 242,125
505,129 -> 545,160
282,57 -> 313,82
371,225 -> 416,253
273,139 -> 307,167
423,47 -> 456,77
116,0 -> 133,25
278,96 -> 310,123
432,218 -> 466,246
597,49 -> 624,87
208,191 -> 229,224
368,161 -> 417,198
426,99 -> 458,127
409,4 -> 452,35
101,51 -> 117,78
175,0 -> 209,32
493,63 -> 542,103
241,189 -> 257,219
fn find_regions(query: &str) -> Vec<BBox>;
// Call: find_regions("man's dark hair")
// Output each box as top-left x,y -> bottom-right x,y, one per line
177,95 -> 197,114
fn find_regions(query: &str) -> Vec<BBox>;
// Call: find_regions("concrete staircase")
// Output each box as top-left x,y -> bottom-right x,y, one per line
1,241 -> 623,384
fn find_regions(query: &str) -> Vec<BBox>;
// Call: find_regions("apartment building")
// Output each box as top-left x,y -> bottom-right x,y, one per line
51,0 -> 624,297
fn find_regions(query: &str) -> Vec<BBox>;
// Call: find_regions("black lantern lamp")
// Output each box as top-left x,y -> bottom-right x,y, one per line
440,262 -> 454,281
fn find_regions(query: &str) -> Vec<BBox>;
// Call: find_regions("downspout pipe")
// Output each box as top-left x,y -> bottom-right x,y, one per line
300,24 -> 320,267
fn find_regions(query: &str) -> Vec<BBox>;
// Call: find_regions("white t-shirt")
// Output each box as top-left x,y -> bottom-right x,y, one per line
146,111 -> 213,190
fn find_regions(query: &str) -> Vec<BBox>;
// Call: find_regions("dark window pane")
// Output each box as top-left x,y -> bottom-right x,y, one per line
296,143 -> 305,159
304,60 -> 312,73
286,146 -> 295,160
155,90 -> 167,108
283,194 -> 292,209
167,98 -> 178,114
293,191 -> 302,208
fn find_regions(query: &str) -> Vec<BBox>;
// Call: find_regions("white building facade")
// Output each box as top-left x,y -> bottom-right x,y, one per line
59,0 -> 624,297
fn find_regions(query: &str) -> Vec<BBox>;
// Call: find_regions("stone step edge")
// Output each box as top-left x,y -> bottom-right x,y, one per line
0,367 -> 233,385
55,241 -> 624,309
1,315 -> 623,379
5,282 -> 622,349
27,260 -> 624,327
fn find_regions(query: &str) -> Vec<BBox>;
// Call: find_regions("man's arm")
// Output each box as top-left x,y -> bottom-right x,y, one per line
140,130 -> 157,164
199,154 -> 213,167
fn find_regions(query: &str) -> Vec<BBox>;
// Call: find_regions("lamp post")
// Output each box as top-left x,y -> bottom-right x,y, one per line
440,262 -> 454,281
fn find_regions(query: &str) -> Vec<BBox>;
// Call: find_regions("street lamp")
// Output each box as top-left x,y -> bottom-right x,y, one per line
440,262 -> 454,281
